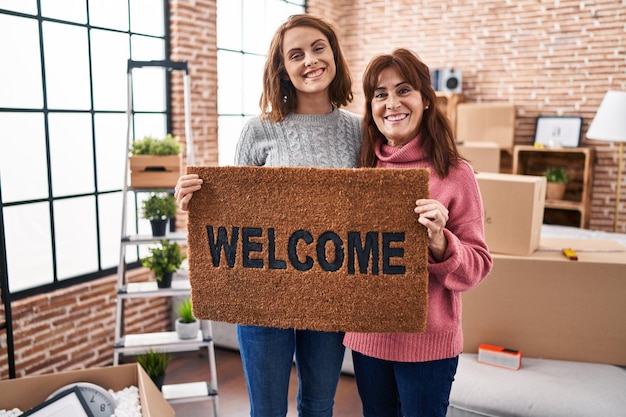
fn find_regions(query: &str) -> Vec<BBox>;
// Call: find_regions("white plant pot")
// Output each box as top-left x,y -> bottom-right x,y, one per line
175,319 -> 199,340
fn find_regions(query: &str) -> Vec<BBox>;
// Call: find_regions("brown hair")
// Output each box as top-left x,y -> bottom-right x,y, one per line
359,48 -> 460,178
259,14 -> 353,123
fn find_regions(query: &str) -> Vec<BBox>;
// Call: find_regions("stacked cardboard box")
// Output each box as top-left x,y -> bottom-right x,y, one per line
462,237 -> 626,365
475,172 -> 546,256
456,103 -> 515,150
458,141 -> 501,173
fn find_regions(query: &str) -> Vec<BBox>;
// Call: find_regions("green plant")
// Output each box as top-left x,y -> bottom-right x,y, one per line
130,134 -> 181,156
136,348 -> 172,378
142,192 -> 177,221
545,167 -> 569,183
176,298 -> 196,324
141,239 -> 186,281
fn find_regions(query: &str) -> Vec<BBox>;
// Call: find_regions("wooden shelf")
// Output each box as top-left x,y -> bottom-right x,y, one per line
512,145 -> 595,228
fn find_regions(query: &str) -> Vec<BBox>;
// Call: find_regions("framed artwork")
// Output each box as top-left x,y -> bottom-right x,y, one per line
533,116 -> 583,148
22,387 -> 94,417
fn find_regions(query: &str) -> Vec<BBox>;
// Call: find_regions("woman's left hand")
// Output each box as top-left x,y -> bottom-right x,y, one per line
414,199 -> 449,261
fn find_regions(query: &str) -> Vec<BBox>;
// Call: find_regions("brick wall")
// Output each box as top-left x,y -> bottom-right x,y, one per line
170,0 -> 626,233
2,0 -> 624,379
310,0 -> 626,233
171,0 -> 219,168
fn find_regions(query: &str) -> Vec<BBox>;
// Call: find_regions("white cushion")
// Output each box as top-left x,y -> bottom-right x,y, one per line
448,353 -> 626,417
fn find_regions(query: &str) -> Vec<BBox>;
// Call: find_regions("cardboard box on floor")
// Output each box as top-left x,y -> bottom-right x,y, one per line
456,103 -> 515,150
458,141 -> 500,173
0,363 -> 174,417
475,172 -> 546,256
462,237 -> 626,365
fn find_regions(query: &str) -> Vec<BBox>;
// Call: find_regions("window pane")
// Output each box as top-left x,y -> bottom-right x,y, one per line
216,0 -> 304,167
242,0 -> 268,55
216,0 -> 242,50
1,0 -> 169,294
218,115 -> 245,166
129,0 -> 164,36
89,0 -> 129,31
55,196 -> 99,279
91,29 -> 130,111
48,113 -> 95,197
130,66 -> 166,112
130,34 -> 166,61
41,0 -> 87,24
0,0 -> 37,14
133,113 -> 167,140
99,192 -> 124,268
217,50 -> 243,114
0,15 -> 43,109
4,203 -> 54,292
0,113 -> 48,202
284,2 -> 305,17
95,113 -> 128,192
242,54 -> 265,115
265,1 -> 297,35
42,22 -> 91,110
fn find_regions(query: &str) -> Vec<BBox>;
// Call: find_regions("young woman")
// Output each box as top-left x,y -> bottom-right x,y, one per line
343,48 -> 492,417
175,14 -> 361,417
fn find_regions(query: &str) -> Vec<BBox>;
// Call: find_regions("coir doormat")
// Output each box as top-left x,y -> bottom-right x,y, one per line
186,166 -> 430,333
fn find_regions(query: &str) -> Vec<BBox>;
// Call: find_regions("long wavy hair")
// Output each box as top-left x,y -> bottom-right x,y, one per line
359,48 -> 460,178
259,14 -> 354,123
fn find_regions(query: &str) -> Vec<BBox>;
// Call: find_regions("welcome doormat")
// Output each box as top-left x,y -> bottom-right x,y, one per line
186,166 -> 430,333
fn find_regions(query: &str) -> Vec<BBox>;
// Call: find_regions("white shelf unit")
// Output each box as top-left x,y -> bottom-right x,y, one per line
113,258 -> 220,413
114,60 -> 219,416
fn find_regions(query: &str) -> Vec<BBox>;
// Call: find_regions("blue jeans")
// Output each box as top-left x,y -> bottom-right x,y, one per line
352,351 -> 458,417
237,324 -> 346,417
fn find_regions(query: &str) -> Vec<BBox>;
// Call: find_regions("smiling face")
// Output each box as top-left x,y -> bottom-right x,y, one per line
282,26 -> 336,103
371,67 -> 426,147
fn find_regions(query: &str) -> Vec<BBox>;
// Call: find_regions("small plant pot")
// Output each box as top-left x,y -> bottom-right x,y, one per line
157,272 -> 173,289
546,182 -> 567,200
176,319 -> 200,340
150,374 -> 165,391
150,218 -> 168,237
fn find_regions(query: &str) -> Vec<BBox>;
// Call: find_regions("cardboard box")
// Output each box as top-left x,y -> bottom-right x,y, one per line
462,237 -> 626,365
130,155 -> 181,188
476,172 -> 546,256
456,103 -> 515,149
0,363 -> 174,417
457,141 -> 501,173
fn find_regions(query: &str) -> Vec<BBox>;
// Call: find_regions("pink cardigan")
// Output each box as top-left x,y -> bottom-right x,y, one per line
343,136 -> 493,362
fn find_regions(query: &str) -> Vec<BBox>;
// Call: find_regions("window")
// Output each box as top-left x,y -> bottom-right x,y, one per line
216,0 -> 306,166
0,1 -> 168,297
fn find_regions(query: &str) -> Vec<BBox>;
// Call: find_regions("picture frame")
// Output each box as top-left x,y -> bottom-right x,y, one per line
533,115 -> 583,148
21,387 -> 94,417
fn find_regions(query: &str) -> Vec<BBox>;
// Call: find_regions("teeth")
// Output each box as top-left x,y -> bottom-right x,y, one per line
386,114 -> 406,121
306,69 -> 323,78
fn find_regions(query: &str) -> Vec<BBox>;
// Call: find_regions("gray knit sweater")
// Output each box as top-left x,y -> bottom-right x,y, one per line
234,108 -> 362,168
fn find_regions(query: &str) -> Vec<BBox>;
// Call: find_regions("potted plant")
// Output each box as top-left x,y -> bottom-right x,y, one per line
129,134 -> 182,188
175,298 -> 200,340
141,239 -> 186,288
142,192 -> 177,236
136,348 -> 172,391
544,167 -> 569,200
